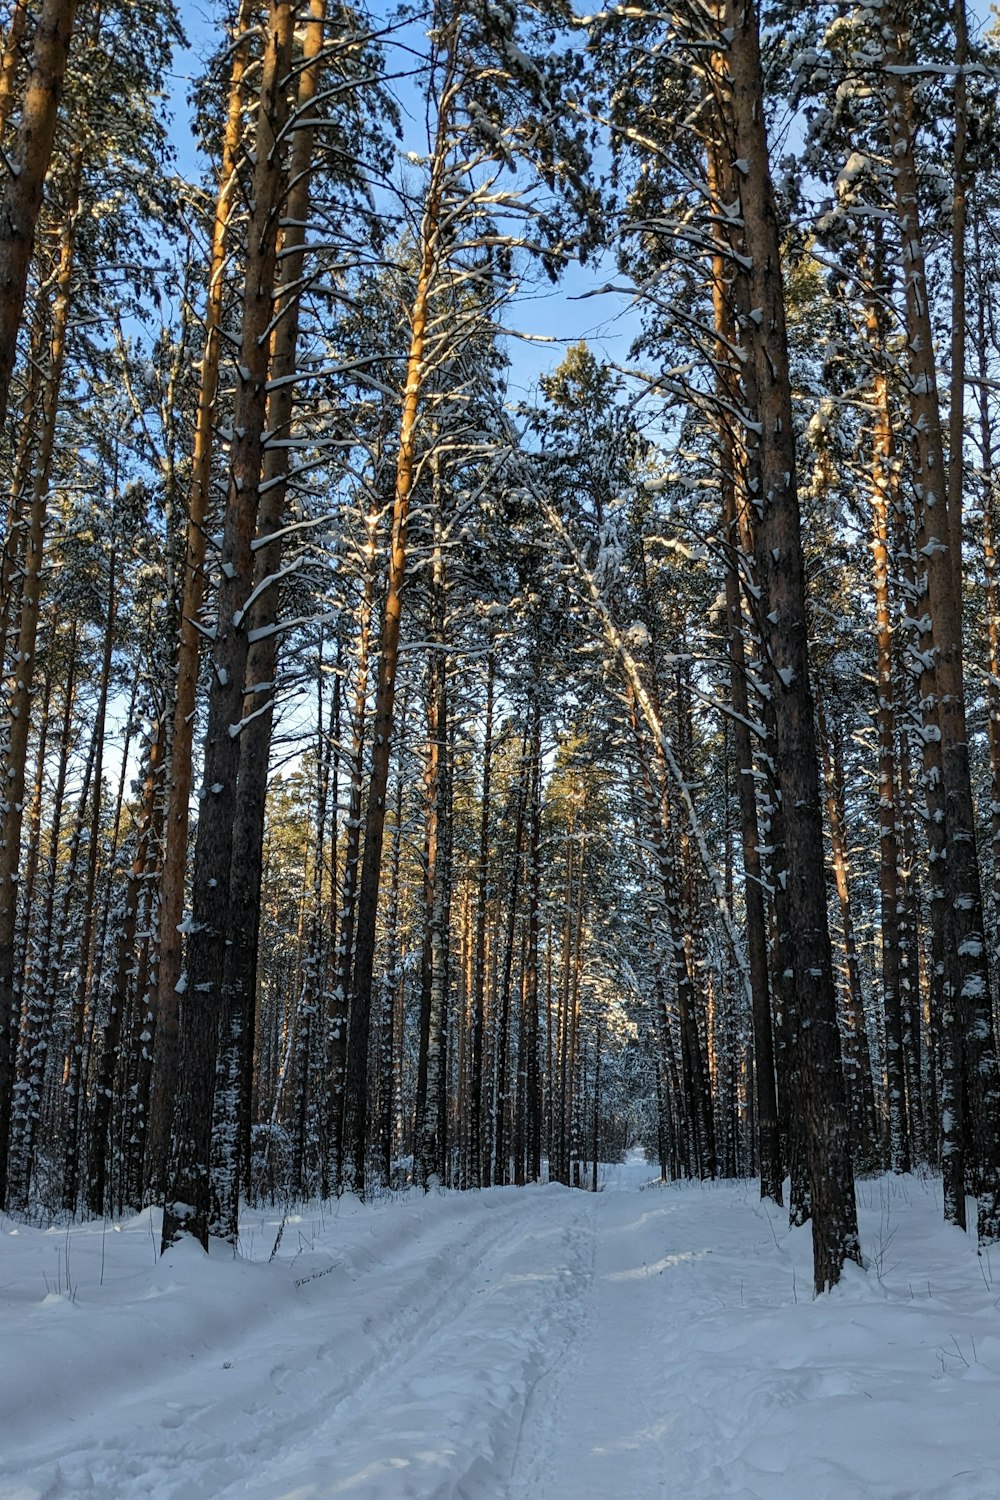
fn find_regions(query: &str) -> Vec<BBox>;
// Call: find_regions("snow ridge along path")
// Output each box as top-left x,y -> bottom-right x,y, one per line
4,1157 -> 1000,1499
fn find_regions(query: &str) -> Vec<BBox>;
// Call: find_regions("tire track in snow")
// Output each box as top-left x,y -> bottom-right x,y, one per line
225,1187 -> 599,1500
501,1189 -> 598,1499
5,1190 -> 572,1499
10,1168 -> 1000,1500
504,1184 -> 729,1500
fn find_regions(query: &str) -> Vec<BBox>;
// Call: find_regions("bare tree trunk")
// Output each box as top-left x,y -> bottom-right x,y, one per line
674,651 -> 718,1177
435,708 -> 454,1184
291,659 -> 332,1200
653,954 -> 687,1178
591,1010 -> 602,1191
122,704 -> 168,1208
895,673 -> 932,1153
568,885 -> 584,1188
555,829 -> 576,1185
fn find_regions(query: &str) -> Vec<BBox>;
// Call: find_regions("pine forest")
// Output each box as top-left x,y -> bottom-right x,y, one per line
4,0 -> 1000,1492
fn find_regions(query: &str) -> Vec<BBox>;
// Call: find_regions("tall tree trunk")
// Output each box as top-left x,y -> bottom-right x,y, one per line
0,151 -> 80,1204
376,744 -> 404,1185
568,879 -> 584,1188
818,704 -> 879,1166
524,688 -> 543,1182
62,538 -> 117,1210
470,653 -> 493,1188
435,707 -> 455,1183
555,828 -> 576,1185
591,1010 -> 601,1191
291,657 -> 332,1200
87,719 -> 164,1218
16,657 -> 53,992
707,134 -> 782,1203
415,644 -> 443,1184
866,292 -> 911,1171
674,649 -> 717,1177
720,0 -> 860,1290
895,670 -> 932,1154
344,49 -> 455,1194
493,747 -> 527,1188
653,955 -> 687,1177
8,624 -> 77,1206
627,689 -> 713,1179
161,0 -> 295,1253
212,0 -> 326,1240
974,210 -> 1000,975
882,8 -> 999,1238
326,515 -> 377,1195
414,532 -> 450,1189
149,0 -> 256,1194
707,102 -> 800,1207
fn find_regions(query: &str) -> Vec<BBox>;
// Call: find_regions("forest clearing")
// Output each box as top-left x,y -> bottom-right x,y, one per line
3,1156 -> 1000,1499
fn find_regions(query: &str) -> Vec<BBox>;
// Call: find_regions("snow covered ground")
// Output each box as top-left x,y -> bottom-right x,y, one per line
3,1157 -> 1000,1499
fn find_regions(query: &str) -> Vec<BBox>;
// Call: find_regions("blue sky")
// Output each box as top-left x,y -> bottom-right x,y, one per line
162,0 -> 639,400
161,0 -> 995,403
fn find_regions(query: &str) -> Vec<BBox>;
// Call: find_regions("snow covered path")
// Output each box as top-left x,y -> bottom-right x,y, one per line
4,1162 -> 1000,1498
508,1168 -> 1000,1500
506,1172 -> 724,1500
